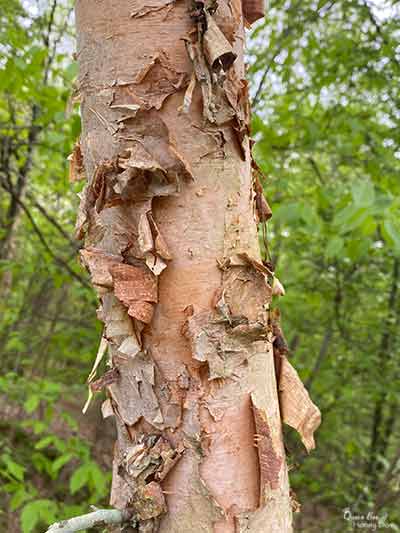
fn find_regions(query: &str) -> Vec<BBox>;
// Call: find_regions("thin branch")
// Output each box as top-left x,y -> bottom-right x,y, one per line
361,0 -> 400,71
26,191 -> 78,249
44,4 -> 75,84
367,258 -> 400,486
252,0 -> 337,106
307,156 -> 325,184
253,48 -> 282,106
0,167 -> 80,256
44,0 -> 58,48
42,0 -> 58,83
0,177 -> 90,289
46,508 -> 131,533
289,333 -> 300,353
20,200 -> 89,288
305,321 -> 333,391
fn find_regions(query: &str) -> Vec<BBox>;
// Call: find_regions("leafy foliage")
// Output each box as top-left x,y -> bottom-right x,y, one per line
249,0 -> 400,529
0,2 -> 108,531
0,374 -> 110,532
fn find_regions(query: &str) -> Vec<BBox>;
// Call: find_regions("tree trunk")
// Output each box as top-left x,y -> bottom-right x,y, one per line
74,1 -> 319,531
0,105 -> 37,258
367,258 -> 399,490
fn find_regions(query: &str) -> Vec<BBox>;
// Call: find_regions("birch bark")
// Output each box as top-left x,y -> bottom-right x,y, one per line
74,1 -> 318,531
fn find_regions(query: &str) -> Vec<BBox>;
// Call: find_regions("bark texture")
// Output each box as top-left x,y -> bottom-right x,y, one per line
74,1 -> 320,532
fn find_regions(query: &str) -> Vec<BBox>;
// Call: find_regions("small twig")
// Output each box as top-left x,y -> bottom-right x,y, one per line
45,508 -> 131,533
0,176 -> 90,289
252,0 -> 337,106
26,190 -> 79,249
307,156 -> 325,184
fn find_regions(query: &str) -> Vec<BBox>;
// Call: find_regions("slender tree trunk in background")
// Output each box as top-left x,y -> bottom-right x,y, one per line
74,1 -> 320,531
305,322 -> 333,392
0,106 -> 39,295
367,258 -> 399,490
0,106 -> 36,257
0,5 -> 60,291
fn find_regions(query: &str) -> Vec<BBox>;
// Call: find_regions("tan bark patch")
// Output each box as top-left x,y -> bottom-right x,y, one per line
90,367 -> 120,392
130,0 -> 175,19
160,454 -> 225,533
80,247 -> 121,288
114,434 -> 183,528
108,354 -> 163,427
99,294 -> 141,354
120,50 -> 188,111
133,481 -> 166,520
184,309 -> 269,381
184,38 -> 236,125
221,258 -> 272,323
111,263 -> 157,324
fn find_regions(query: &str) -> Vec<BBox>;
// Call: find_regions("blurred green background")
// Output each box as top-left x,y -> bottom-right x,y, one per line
0,1 -> 399,531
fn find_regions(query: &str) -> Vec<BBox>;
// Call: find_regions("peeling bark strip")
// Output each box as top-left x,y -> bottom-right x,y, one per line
241,0 -> 265,26
68,142 -> 85,183
75,1 -> 318,532
270,309 -> 321,452
279,356 -> 321,453
251,395 -> 283,498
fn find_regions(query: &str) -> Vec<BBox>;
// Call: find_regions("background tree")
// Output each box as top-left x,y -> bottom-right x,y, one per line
249,0 -> 400,529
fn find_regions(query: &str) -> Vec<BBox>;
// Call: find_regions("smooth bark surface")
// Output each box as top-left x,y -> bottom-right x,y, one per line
74,1 -> 319,531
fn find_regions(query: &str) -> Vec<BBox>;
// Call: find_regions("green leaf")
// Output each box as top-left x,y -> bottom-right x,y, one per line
345,440 -> 357,457
346,238 -> 370,261
24,394 -> 40,414
10,488 -> 31,511
382,219 -> 400,254
345,209 -> 370,233
41,381 -> 61,395
52,453 -> 74,474
35,436 -> 54,450
325,236 -> 344,259
69,464 -> 90,494
87,462 -> 108,498
60,412 -> 79,431
31,452 -> 53,476
21,500 -> 58,533
351,180 -> 375,207
333,204 -> 369,233
21,502 -> 40,533
360,216 -> 377,237
274,202 -> 302,224
4,332 -> 25,352
64,62 -> 78,81
299,204 -> 321,229
37,500 -> 58,524
2,455 -> 25,481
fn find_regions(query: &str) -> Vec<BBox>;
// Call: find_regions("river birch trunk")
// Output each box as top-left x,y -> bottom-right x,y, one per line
74,1 -> 320,531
